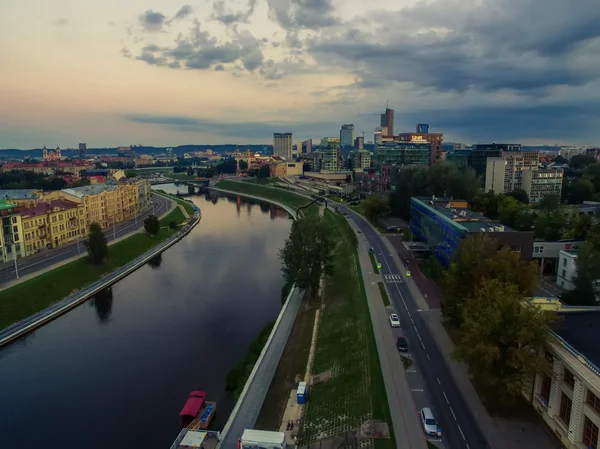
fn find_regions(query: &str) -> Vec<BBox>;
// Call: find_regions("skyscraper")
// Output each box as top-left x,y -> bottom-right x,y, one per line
79,143 -> 87,158
273,133 -> 292,159
340,124 -> 355,148
302,139 -> 312,154
380,105 -> 394,136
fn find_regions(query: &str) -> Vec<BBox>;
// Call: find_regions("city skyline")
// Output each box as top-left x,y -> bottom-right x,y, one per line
2,0 -> 600,148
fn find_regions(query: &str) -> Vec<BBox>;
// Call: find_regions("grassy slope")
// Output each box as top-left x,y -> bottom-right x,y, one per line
216,180 -> 312,210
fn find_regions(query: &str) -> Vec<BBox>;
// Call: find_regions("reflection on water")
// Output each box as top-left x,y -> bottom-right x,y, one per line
0,187 -> 291,449
147,253 -> 163,269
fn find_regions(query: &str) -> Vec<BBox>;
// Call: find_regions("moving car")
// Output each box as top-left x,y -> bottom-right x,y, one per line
368,248 -> 375,254
389,314 -> 400,328
419,408 -> 439,436
396,336 -> 408,352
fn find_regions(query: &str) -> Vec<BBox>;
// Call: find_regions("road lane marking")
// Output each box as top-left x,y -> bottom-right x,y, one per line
443,391 -> 449,404
450,407 -> 457,420
411,388 -> 424,392
407,310 -> 412,318
426,353 -> 431,360
417,333 -> 422,341
420,341 -> 425,350
437,377 -> 441,385
410,318 -> 415,325
458,424 -> 466,440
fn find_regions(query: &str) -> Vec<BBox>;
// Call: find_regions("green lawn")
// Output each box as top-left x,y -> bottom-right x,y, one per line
370,253 -> 380,274
154,192 -> 195,216
216,180 -> 315,213
167,172 -> 198,180
378,282 -> 390,306
160,206 -> 186,226
0,227 -> 178,330
299,211 -> 395,449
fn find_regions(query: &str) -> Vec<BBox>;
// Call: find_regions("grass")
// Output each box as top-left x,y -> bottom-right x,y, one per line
167,172 -> 198,180
370,253 -> 380,274
159,206 -> 186,227
378,282 -> 390,306
0,227 -> 178,330
216,180 -> 318,214
299,210 -> 395,449
247,177 -> 279,185
155,192 -> 195,216
350,202 -> 389,234
427,441 -> 440,449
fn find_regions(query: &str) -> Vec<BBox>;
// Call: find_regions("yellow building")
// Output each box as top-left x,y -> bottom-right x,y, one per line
21,199 -> 87,255
270,161 -> 304,178
0,200 -> 26,262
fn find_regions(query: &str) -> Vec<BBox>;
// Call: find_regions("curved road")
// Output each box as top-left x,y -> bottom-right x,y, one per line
339,204 -> 489,449
0,193 -> 172,285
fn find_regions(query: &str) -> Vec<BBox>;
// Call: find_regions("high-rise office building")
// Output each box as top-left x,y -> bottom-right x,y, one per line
320,137 -> 341,172
354,136 -> 364,150
396,127 -> 443,165
416,124 -> 429,134
485,150 -> 540,193
380,105 -> 394,136
470,143 -> 521,182
273,133 -> 292,159
78,143 -> 87,158
340,124 -> 355,148
301,139 -> 312,154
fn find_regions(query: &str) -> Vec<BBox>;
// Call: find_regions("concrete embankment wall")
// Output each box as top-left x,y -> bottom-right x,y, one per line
0,210 -> 201,348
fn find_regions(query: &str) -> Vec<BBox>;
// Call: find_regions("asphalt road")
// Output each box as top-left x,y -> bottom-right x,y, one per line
0,193 -> 172,286
338,204 -> 489,449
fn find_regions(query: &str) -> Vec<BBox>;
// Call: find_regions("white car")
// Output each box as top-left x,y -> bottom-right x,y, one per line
419,408 -> 439,436
389,314 -> 400,328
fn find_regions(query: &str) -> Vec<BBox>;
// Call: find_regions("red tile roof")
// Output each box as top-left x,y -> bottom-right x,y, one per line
20,199 -> 80,217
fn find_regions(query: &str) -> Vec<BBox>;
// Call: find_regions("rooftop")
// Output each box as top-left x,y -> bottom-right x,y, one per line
0,189 -> 39,200
555,311 -> 600,375
0,200 -> 17,211
20,199 -> 80,217
62,184 -> 117,198
413,196 -> 517,232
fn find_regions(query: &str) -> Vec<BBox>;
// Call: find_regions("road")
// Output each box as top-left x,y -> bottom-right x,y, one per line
0,193 -> 172,285
338,204 -> 489,449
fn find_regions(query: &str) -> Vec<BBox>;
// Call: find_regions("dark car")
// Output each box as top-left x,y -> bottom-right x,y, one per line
368,248 -> 375,254
396,337 -> 408,352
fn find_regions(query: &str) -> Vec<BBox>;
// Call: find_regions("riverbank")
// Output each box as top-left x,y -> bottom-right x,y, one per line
215,180 -> 394,449
0,196 -> 193,332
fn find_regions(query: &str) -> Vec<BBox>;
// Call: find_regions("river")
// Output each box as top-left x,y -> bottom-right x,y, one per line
0,185 -> 292,449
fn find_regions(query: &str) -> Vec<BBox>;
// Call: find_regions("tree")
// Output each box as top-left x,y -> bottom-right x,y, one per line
497,195 -> 525,228
507,188 -> 529,204
564,211 -> 593,240
583,164 -> 600,192
534,211 -> 567,241
169,220 -> 178,229
257,164 -> 271,178
537,193 -> 561,212
144,214 -> 160,235
86,222 -> 108,264
216,158 -> 238,174
238,159 -> 248,171
569,154 -> 596,169
454,278 -> 554,404
186,166 -> 195,176
361,194 -> 391,222
471,190 -> 500,219
562,225 -> 600,305
442,234 -> 538,326
279,216 -> 335,299
554,155 -> 568,164
125,170 -> 137,178
567,178 -> 595,204
389,166 -> 428,219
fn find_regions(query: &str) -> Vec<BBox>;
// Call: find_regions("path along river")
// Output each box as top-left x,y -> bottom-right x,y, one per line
0,185 -> 292,449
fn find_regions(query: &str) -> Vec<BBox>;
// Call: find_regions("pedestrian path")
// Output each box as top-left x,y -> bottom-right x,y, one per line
384,274 -> 403,284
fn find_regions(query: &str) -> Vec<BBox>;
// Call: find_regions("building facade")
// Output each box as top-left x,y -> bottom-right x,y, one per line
409,197 -> 534,266
301,139 -> 312,154
353,149 -> 372,170
0,200 -> 25,262
396,128 -> 443,164
0,189 -> 43,208
373,142 -> 431,170
380,107 -> 394,136
320,137 -> 342,172
484,150 -> 540,193
79,143 -> 87,158
446,149 -> 471,171
354,136 -> 364,150
558,146 -> 587,161
556,250 -> 579,290
340,124 -> 355,148
523,168 -> 563,203
273,133 -> 292,160
469,144 -> 521,181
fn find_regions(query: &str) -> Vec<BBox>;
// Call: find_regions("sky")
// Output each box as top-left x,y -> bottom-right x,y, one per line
1,0 -> 600,149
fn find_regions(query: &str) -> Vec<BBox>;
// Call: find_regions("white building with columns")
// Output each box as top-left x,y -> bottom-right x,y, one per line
527,311 -> 600,449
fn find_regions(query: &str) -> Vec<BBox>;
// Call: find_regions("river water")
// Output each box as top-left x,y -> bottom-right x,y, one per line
0,185 -> 292,449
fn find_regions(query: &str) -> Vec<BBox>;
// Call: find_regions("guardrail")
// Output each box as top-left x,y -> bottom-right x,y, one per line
0,211 -> 202,348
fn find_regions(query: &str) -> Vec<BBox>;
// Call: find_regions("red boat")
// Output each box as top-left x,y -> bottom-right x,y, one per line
179,391 -> 217,430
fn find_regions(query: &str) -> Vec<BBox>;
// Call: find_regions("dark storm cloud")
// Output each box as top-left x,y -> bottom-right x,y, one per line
122,113 -> 339,139
139,10 -> 167,31
267,0 -> 339,31
307,0 -> 600,94
210,0 -> 257,25
132,19 -> 264,72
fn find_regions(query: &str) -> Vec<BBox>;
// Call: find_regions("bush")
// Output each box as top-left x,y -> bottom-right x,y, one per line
169,220 -> 177,229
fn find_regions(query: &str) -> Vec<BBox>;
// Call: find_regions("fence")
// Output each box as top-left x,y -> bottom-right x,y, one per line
0,211 -> 201,347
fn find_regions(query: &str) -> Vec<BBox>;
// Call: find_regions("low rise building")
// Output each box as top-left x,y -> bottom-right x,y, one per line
557,250 -> 579,290
270,161 -> 303,178
0,189 -> 43,207
353,149 -> 372,170
523,168 -> 564,203
409,196 -> 534,266
533,240 -> 584,276
0,200 -> 25,262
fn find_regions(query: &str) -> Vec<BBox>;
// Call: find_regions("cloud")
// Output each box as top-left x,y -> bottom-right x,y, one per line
173,5 -> 194,21
131,19 -> 265,72
139,10 -> 167,32
210,0 -> 257,25
122,113 -> 340,139
305,0 -> 600,94
267,0 -> 339,31
53,18 -> 68,26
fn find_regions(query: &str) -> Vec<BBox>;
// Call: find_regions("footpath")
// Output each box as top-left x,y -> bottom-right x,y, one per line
1,196 -> 178,291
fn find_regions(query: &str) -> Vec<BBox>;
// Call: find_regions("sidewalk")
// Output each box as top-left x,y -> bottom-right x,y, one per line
1,197 -> 177,290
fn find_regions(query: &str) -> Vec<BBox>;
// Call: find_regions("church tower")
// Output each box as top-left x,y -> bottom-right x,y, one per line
42,146 -> 48,160
56,146 -> 61,158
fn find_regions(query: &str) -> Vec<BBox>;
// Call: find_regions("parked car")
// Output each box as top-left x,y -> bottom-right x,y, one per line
368,248 -> 375,254
396,336 -> 408,352
389,314 -> 400,328
419,408 -> 439,436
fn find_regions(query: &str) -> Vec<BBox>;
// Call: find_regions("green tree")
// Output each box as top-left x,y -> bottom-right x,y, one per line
565,211 -> 593,240
186,166 -> 195,176
567,178 -> 595,204
144,214 -> 160,235
86,222 -> 108,264
125,170 -> 137,178
583,164 -> 600,192
279,215 -> 335,299
534,211 -> 567,240
442,234 -> 538,326
389,166 -> 428,219
562,226 -> 600,305
497,195 -> 525,228
537,193 -> 561,212
454,278 -> 554,404
570,154 -> 596,169
507,188 -> 529,204
238,159 -> 249,171
361,194 -> 391,222
471,190 -> 500,219
258,164 -> 271,178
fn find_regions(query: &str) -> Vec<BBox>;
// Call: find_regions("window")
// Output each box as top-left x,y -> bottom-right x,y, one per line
583,416 -> 599,449
588,391 -> 600,415
563,258 -> 568,267
540,374 -> 552,403
564,369 -> 575,389
562,269 -> 567,278
559,393 -> 572,427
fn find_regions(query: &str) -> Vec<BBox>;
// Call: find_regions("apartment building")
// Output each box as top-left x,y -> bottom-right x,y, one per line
353,149 -> 372,169
0,189 -> 43,208
523,168 -> 564,203
20,199 -> 87,255
320,137 -> 342,172
558,146 -> 587,161
484,150 -> 540,193
0,200 -> 25,263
